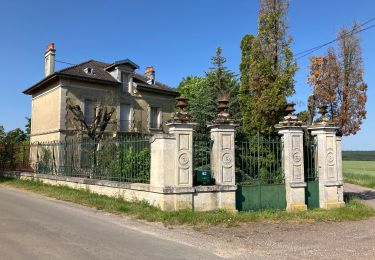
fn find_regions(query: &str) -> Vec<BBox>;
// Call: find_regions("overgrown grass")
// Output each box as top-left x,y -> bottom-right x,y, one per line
0,176 -> 373,225
344,160 -> 375,189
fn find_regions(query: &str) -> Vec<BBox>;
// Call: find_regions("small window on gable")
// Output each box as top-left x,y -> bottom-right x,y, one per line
84,67 -> 94,75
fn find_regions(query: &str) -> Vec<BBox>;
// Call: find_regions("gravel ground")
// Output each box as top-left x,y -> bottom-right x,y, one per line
184,183 -> 375,259
156,183 -> 375,259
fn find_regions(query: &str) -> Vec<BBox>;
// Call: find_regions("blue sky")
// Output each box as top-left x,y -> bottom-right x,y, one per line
0,0 -> 374,150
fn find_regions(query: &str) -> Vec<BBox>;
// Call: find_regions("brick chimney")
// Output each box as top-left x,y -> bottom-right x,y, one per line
44,43 -> 55,77
144,66 -> 155,85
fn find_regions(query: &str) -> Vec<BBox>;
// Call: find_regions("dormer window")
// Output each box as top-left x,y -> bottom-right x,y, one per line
84,67 -> 94,75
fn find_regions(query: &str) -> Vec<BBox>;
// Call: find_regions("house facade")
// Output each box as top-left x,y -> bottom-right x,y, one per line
23,43 -> 179,143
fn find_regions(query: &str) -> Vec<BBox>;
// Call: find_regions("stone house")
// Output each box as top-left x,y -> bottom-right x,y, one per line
23,43 -> 179,143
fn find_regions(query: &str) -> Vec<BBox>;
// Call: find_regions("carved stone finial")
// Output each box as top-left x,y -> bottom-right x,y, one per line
176,96 -> 187,112
211,94 -> 237,125
285,102 -> 296,117
278,102 -> 303,127
217,94 -> 230,118
277,102 -> 303,126
314,105 -> 335,126
319,105 -> 328,118
168,96 -> 193,123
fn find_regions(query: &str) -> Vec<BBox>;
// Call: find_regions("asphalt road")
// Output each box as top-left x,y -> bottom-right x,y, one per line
0,187 -> 221,260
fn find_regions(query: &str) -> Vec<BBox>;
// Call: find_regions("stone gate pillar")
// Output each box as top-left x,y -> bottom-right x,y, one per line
208,95 -> 238,185
148,97 -> 197,211
308,114 -> 344,209
276,103 -> 307,212
208,123 -> 237,185
166,122 -> 196,187
150,121 -> 196,189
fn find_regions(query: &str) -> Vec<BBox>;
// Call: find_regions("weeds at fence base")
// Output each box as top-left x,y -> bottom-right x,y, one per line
0,176 -> 373,225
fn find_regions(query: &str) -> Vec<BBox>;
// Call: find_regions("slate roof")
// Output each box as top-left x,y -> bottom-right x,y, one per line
59,60 -> 118,83
23,60 -> 179,96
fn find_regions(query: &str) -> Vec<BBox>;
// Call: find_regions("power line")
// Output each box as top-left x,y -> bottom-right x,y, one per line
294,17 -> 375,60
55,59 -> 76,66
295,17 -> 375,56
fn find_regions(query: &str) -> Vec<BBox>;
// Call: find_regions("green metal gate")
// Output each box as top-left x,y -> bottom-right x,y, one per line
304,136 -> 319,208
235,133 -> 286,211
193,133 -> 212,185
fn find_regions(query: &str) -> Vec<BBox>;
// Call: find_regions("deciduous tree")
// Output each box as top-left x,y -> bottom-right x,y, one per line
3,128 -> 27,143
308,48 -> 340,121
307,23 -> 368,135
67,93 -> 117,142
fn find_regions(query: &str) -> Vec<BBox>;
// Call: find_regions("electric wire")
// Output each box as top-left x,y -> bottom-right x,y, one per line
295,17 -> 375,60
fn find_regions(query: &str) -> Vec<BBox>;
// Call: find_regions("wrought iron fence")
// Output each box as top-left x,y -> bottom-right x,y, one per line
235,133 -> 283,185
0,134 -> 151,184
36,135 -> 151,183
193,133 -> 212,171
304,136 -> 318,182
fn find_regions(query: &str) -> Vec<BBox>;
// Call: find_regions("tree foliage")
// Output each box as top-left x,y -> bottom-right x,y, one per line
25,117 -> 31,136
178,47 -> 239,134
0,124 -> 5,140
239,0 -> 297,135
177,76 -> 212,134
1,128 -> 27,143
308,23 -> 368,135
308,48 -> 340,121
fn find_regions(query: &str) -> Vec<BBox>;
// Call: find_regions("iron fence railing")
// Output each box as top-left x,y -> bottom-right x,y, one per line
304,136 -> 318,181
193,133 -> 212,171
0,134 -> 151,184
36,136 -> 151,183
235,133 -> 283,185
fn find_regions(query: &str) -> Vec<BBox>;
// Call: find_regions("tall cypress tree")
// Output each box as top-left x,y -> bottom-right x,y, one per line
239,0 -> 297,135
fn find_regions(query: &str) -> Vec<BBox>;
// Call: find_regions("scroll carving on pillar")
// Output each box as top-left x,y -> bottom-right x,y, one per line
221,134 -> 234,183
178,152 -> 190,167
177,133 -> 191,185
326,136 -> 336,179
292,135 -> 303,182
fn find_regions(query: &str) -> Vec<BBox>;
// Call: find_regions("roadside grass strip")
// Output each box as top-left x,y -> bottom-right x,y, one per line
0,177 -> 374,225
344,172 -> 375,189
343,161 -> 375,189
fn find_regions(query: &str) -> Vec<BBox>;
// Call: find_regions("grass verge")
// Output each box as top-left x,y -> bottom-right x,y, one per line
344,172 -> 375,189
343,160 -> 375,189
0,176 -> 374,225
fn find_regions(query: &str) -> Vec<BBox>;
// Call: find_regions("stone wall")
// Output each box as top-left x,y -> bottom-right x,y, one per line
1,172 -> 236,212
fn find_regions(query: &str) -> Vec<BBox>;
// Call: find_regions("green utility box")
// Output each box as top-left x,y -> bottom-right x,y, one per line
195,170 -> 212,185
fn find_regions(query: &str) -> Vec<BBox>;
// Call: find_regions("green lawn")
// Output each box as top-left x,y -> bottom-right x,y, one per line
343,160 -> 375,189
0,176 -> 374,224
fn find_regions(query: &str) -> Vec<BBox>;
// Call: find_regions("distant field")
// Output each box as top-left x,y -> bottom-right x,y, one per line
343,160 -> 375,189
343,161 -> 375,176
342,151 -> 375,161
